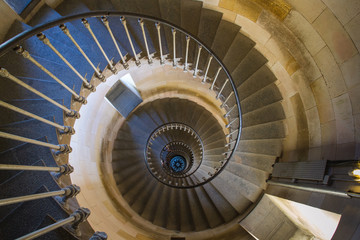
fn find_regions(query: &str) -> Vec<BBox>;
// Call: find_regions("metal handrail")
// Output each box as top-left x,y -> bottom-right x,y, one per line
0,11 -> 242,187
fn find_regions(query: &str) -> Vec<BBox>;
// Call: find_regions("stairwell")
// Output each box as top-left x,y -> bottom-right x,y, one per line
0,0 -> 359,239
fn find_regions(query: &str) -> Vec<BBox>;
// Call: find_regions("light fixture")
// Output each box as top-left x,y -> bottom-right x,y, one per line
348,167 -> 360,181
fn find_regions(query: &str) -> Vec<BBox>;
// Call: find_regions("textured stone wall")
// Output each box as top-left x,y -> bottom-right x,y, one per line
200,0 -> 360,163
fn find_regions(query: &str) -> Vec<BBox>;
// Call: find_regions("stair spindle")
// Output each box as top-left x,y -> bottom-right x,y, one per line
17,207 -> 90,239
0,100 -> 75,135
155,22 -> 165,65
172,28 -> 177,67
224,105 -> 236,118
120,16 -> 140,66
0,163 -> 74,174
0,131 -> 72,155
216,78 -> 229,99
139,18 -> 153,64
0,184 -> 79,207
0,68 -> 79,118
220,92 -> 234,108
184,35 -> 190,71
193,44 -> 202,77
225,118 -> 237,128
101,17 -> 129,70
81,19 -> 116,73
14,46 -> 87,104
210,67 -> 222,90
59,24 -> 105,81
202,56 -> 213,83
37,33 -> 95,91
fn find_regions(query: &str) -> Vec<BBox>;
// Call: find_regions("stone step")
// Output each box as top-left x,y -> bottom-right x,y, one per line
238,65 -> 277,101
80,0 -> 114,10
141,182 -> 164,222
211,20 -> 241,61
166,187 -> 180,230
178,188 -> 195,232
193,184 -> 224,228
240,83 -> 283,114
186,188 -> 210,231
223,32 -> 255,73
216,168 -> 262,203
242,101 -> 285,127
0,185 -> 70,240
232,152 -> 276,173
0,98 -> 65,127
232,48 -> 268,88
124,173 -> 156,207
226,162 -> 269,190
0,137 -> 57,184
159,0 -> 183,61
56,0 -> 123,66
237,139 -> 283,156
180,0 -> 203,63
0,116 -> 58,152
153,185 -> 171,228
202,180 -> 238,222
241,121 -> 285,140
208,165 -> 252,213
28,4 -> 99,80
0,162 -> 61,221
35,214 -> 78,239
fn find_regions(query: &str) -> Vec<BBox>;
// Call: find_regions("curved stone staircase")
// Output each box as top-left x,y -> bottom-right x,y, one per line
0,0 -> 286,239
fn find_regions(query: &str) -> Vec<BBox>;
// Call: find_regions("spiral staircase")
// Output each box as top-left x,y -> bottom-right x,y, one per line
0,0 -> 335,239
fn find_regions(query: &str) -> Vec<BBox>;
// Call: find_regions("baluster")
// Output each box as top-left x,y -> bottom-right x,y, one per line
17,207 -> 90,239
59,24 -> 105,81
120,16 -> 140,66
184,35 -> 190,71
210,67 -> 222,90
0,100 -> 75,135
0,68 -> 79,118
216,78 -> 229,99
101,17 -> 129,69
0,184 -> 79,207
155,22 -> 165,65
81,18 -> 116,73
220,92 -> 234,108
226,118 -> 237,128
226,129 -> 238,138
138,19 -> 153,64
0,163 -> 73,174
202,56 -> 213,83
172,28 -> 177,67
14,46 -> 86,104
0,131 -> 72,155
224,105 -> 236,118
37,33 -> 95,92
225,140 -> 236,147
193,44 -> 202,77
222,150 -> 232,156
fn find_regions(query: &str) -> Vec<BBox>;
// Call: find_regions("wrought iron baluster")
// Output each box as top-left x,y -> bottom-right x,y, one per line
60,24 -> 105,81
0,68 -> 79,118
81,18 -> 116,73
120,16 -> 140,66
37,33 -> 95,91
